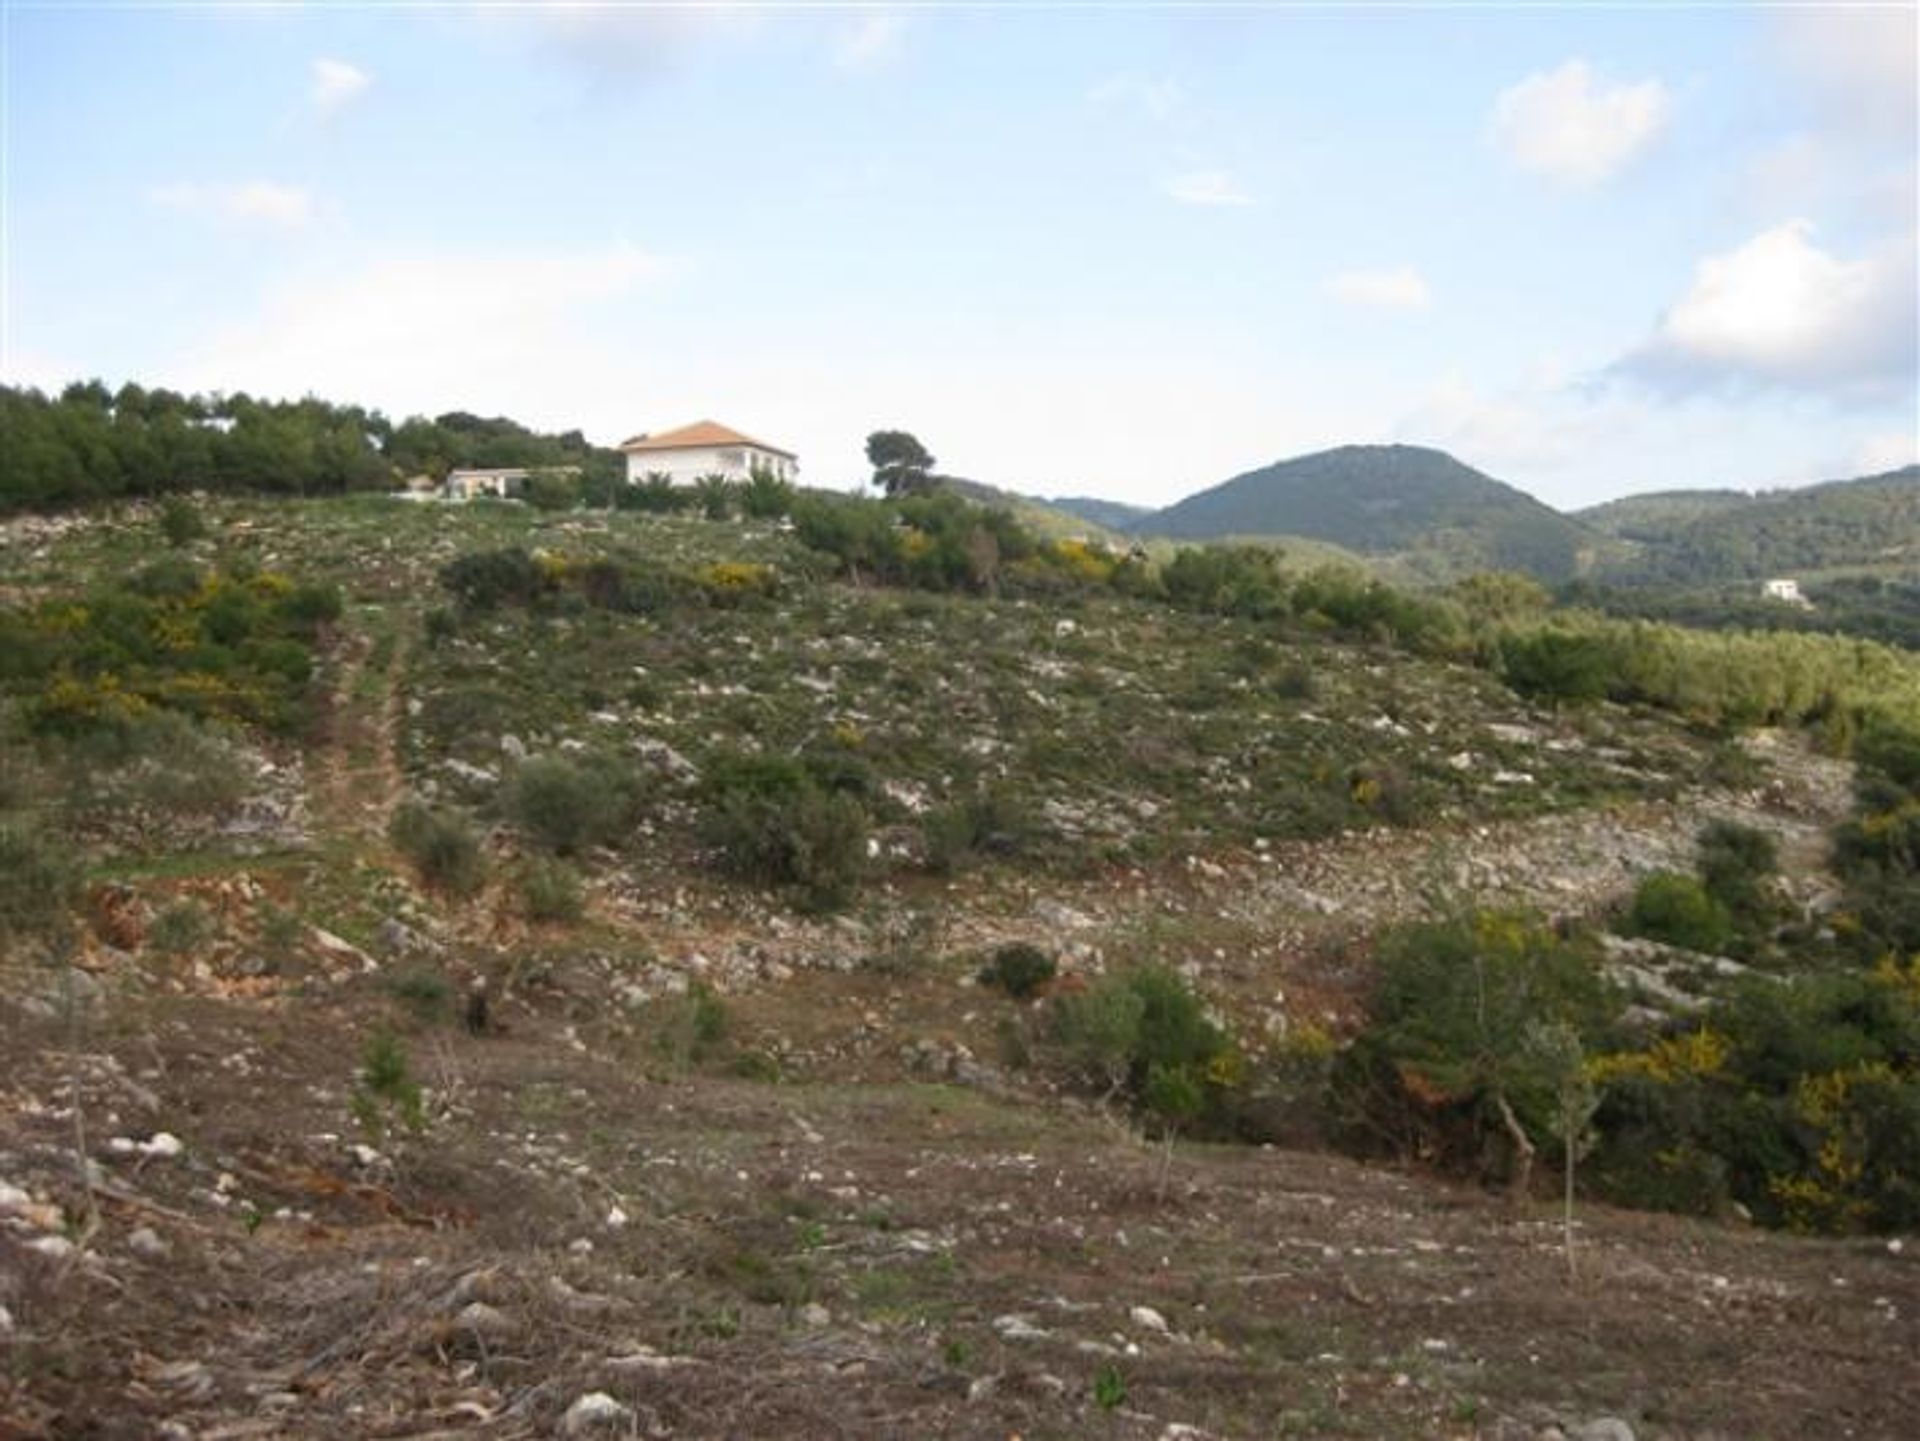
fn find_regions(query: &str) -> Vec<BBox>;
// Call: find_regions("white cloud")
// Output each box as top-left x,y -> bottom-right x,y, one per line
834,12 -> 905,71
1089,72 -> 1183,120
1162,168 -> 1251,207
171,244 -> 663,425
149,181 -> 315,227
1325,266 -> 1430,312
1618,220 -> 1917,398
309,58 -> 370,115
489,3 -> 760,79
1490,59 -> 1669,185
1394,371 -> 1580,481
1773,9 -> 1918,140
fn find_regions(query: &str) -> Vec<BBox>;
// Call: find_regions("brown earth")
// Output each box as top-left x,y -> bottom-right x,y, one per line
3,933 -> 1915,1441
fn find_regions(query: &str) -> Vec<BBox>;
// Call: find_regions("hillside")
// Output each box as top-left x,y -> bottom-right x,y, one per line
1134,444 -> 1596,582
5,493 -> 1919,1439
1045,495 -> 1155,531
1588,467 -> 1920,584
1576,488 -> 1754,540
928,475 -> 1134,544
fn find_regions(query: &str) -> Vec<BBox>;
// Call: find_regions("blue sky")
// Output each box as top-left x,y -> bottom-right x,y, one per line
4,3 -> 1915,509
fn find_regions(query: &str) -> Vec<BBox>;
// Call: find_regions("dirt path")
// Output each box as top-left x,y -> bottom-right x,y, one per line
311,614 -> 409,843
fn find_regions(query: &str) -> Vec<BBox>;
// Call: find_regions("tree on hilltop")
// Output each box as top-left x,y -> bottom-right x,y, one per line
866,430 -> 935,498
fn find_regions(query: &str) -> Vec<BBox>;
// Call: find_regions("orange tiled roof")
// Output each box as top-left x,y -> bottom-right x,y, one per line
617,420 -> 795,459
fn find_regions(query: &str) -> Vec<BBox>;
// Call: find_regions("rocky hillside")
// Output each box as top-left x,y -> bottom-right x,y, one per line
3,495 -> 1917,1439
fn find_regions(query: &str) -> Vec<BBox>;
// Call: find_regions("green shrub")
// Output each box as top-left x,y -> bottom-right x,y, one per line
1587,964 -> 1920,1232
617,472 -> 685,514
0,821 -> 81,949
159,496 -> 206,547
648,981 -> 731,1069
700,752 -> 869,911
385,966 -> 454,1021
147,899 -> 214,957
390,800 -> 486,895
257,902 -> 305,963
692,474 -> 736,520
1333,909 -> 1611,1184
922,786 -> 1039,874
522,471 -> 580,512
1045,965 -> 1237,1129
740,466 -> 795,519
351,1029 -> 425,1140
439,547 -> 551,611
1627,871 -> 1735,953
1499,628 -> 1613,706
518,856 -> 584,922
1697,819 -> 1777,927
978,943 -> 1056,1000
505,753 -> 642,856
1160,545 -> 1289,619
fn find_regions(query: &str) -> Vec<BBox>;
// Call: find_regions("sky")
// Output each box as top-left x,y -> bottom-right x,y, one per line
3,3 -> 1916,510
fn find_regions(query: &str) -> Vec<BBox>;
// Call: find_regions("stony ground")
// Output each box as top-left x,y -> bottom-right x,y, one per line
5,953 -> 1917,1441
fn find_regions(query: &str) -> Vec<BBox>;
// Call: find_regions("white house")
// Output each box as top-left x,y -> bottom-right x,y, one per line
618,420 -> 798,486
1762,577 -> 1811,608
440,466 -> 579,502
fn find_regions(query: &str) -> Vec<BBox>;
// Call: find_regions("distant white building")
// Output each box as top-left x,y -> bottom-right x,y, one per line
618,420 -> 798,486
1762,577 -> 1811,607
440,466 -> 578,502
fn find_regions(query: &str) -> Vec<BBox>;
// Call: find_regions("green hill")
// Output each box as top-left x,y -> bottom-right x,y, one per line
1591,467 -> 1920,583
1576,488 -> 1753,540
1134,443 -> 1595,582
1045,495 -> 1155,531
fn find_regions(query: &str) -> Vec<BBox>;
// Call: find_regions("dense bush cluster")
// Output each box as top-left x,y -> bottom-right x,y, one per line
437,546 -> 780,620
0,556 -> 341,737
390,800 -> 486,896
503,752 -> 647,856
1335,739 -> 1920,1234
1038,965 -> 1242,1132
1330,910 -> 1611,1186
697,750 -> 872,912
1,381 -> 621,512
1492,615 -> 1920,735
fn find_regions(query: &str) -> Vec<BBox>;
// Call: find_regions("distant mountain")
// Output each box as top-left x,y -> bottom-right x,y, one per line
1134,444 -> 1595,582
1589,467 -> 1920,583
1046,496 -> 1154,531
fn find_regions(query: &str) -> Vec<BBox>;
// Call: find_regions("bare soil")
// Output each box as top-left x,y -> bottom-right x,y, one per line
4,951 -> 1915,1441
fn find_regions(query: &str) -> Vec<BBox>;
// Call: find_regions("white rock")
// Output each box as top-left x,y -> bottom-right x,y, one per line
605,1205 -> 629,1229
800,1302 -> 832,1328
1568,1422 -> 1636,1441
1129,1304 -> 1171,1334
141,1132 -> 185,1159
0,1181 -> 30,1212
127,1226 -> 171,1260
562,1392 -> 632,1435
0,1303 -> 12,1334
28,1235 -> 75,1260
992,1313 -> 1050,1342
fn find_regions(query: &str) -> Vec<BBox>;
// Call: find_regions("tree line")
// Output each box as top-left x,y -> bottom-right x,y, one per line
0,380 -> 622,512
